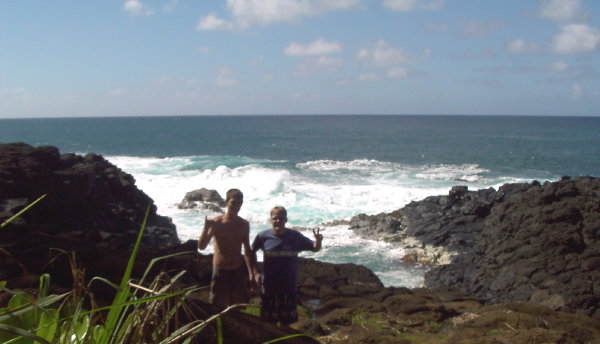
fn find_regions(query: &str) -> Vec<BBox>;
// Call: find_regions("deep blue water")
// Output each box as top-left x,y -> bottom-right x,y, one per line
1,115 -> 599,178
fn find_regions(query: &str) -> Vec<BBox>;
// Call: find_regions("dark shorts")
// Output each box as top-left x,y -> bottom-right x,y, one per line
260,292 -> 298,324
210,266 -> 249,307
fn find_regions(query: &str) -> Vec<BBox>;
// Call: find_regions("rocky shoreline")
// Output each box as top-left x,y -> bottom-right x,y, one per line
1,142 -> 599,343
347,176 -> 600,320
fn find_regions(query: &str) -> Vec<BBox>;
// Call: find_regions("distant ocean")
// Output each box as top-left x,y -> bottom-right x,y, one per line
2,115 -> 599,287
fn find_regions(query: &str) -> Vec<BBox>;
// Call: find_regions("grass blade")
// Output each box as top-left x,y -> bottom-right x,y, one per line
216,317 -> 223,344
0,292 -> 69,322
138,251 -> 194,287
0,324 -> 52,344
261,334 -> 316,344
99,205 -> 150,344
1,194 -> 47,228
34,309 -> 59,342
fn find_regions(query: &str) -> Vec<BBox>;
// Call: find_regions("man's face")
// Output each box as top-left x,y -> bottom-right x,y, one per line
226,195 -> 243,214
270,210 -> 287,231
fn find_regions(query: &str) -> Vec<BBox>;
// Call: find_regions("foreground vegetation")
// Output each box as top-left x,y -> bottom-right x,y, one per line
0,196 -> 308,343
4,196 -> 600,344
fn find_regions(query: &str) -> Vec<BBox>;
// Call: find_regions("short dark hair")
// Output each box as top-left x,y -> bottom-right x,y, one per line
271,206 -> 287,218
225,189 -> 243,202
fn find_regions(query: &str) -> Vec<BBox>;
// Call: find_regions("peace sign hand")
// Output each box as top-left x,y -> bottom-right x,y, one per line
312,227 -> 323,242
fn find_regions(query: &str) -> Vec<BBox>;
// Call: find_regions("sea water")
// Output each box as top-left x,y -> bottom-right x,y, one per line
1,115 -> 599,287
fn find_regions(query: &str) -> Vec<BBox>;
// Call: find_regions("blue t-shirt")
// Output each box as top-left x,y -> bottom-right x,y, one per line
252,228 -> 314,294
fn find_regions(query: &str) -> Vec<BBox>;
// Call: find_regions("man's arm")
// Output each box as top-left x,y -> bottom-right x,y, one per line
198,216 -> 214,250
312,228 -> 323,252
243,223 -> 261,287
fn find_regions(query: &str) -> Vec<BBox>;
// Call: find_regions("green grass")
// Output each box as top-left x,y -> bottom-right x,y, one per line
347,311 -> 387,331
240,305 -> 261,317
1,203 -> 204,343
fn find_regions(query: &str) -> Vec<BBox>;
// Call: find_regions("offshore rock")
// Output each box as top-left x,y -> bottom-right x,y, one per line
177,187 -> 225,212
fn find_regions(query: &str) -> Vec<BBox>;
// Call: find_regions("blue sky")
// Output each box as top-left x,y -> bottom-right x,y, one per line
1,0 -> 599,118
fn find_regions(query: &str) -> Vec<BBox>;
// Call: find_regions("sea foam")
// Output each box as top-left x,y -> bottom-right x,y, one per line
105,154 -> 526,287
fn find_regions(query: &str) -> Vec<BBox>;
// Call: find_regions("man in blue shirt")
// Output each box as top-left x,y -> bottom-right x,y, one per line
251,206 -> 323,325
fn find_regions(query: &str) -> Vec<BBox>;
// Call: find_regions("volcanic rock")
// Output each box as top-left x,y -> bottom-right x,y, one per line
426,176 -> 600,319
177,188 -> 225,212
349,175 -> 600,319
0,142 -> 179,287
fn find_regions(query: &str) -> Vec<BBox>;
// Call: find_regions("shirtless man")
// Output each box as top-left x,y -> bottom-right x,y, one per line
198,189 -> 256,307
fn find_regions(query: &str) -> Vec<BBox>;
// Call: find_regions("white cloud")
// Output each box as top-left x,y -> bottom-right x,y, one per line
163,0 -> 178,12
293,56 -> 343,77
109,88 -> 128,95
539,0 -> 584,23
214,75 -> 239,87
197,0 -> 363,30
155,76 -> 171,85
552,24 -> 600,54
3,87 -> 26,95
285,39 -> 343,77
356,40 -> 413,66
315,55 -> 343,69
196,14 -> 233,31
571,82 -> 582,100
387,67 -> 408,78
250,56 -> 265,66
217,66 -> 234,75
1,88 -> 31,104
547,60 -> 568,72
382,0 -> 444,12
196,47 -> 212,54
284,39 -> 343,56
358,73 -> 379,81
124,0 -> 154,16
506,38 -> 540,54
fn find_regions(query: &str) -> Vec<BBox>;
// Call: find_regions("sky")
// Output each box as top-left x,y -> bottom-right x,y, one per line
1,0 -> 599,118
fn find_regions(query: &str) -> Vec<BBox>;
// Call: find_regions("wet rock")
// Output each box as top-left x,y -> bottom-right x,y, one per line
424,176 -> 600,319
177,188 -> 225,212
347,176 -> 600,320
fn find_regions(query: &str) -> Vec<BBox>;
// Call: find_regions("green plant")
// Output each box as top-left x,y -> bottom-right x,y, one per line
0,274 -> 68,344
0,196 -> 314,343
0,203 -> 203,343
347,311 -> 387,331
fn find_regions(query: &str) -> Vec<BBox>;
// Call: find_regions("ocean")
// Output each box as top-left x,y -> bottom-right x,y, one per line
1,115 -> 599,287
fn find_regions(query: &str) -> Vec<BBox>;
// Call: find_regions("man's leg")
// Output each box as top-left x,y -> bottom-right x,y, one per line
278,293 -> 299,325
209,267 -> 231,307
228,266 -> 250,304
